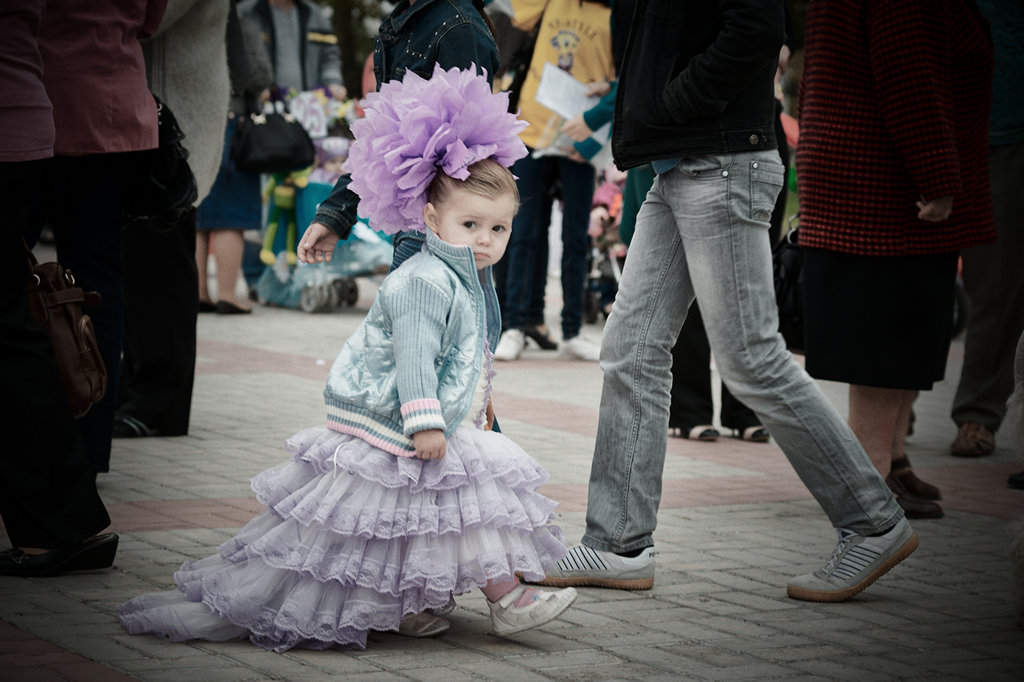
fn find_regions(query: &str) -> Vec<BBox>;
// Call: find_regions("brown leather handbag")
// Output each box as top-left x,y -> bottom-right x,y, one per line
26,249 -> 107,417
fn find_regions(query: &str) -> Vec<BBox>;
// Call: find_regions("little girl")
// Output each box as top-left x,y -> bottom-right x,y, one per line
117,67 -> 577,652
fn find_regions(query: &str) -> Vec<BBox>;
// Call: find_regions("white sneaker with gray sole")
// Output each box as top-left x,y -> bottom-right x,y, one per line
533,544 -> 655,590
787,517 -> 918,602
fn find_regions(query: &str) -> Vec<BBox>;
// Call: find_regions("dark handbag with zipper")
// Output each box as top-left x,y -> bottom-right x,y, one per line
122,93 -> 198,226
25,248 -> 107,418
772,217 -> 804,353
230,101 -> 315,174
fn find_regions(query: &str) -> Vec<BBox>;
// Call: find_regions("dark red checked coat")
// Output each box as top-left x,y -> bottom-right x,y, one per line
795,0 -> 995,256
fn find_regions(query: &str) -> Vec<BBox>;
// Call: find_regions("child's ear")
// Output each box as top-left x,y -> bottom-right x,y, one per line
423,202 -> 440,235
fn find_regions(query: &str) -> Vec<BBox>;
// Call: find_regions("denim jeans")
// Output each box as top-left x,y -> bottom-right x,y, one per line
504,154 -> 595,339
582,151 -> 903,554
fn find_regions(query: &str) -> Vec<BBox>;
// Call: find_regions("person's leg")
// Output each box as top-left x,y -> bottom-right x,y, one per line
503,155 -> 548,330
210,229 -> 250,311
196,230 -> 213,306
671,153 -> 900,535
848,384 -> 905,476
46,153 -> 133,473
581,174 -> 695,554
0,160 -> 112,551
556,156 -> 596,342
668,301 -> 716,438
951,141 -> 1024,448
118,208 -> 199,435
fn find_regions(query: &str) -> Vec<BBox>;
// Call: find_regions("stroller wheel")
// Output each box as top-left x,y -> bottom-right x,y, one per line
345,280 -> 359,306
299,285 -> 321,313
333,278 -> 359,306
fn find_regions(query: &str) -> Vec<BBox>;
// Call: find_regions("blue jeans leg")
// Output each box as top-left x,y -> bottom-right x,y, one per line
556,156 -> 595,340
503,155 -> 549,330
582,152 -> 902,554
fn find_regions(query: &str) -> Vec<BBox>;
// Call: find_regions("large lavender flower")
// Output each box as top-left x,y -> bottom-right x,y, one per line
344,65 -> 528,235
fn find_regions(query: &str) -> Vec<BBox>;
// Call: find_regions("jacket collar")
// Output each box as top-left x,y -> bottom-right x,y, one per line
423,229 -> 487,288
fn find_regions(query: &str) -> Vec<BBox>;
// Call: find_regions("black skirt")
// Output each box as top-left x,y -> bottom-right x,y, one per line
802,247 -> 959,390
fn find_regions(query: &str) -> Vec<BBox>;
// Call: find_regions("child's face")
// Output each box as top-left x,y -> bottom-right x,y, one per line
424,186 -> 515,270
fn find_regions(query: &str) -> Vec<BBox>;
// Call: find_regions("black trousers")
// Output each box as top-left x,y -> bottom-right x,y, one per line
118,208 -> 199,435
669,301 -> 760,432
0,160 -> 110,549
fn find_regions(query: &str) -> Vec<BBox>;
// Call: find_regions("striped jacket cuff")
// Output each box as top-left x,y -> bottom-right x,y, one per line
400,398 -> 445,435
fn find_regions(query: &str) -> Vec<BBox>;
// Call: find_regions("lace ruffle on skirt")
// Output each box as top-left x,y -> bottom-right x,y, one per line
118,426 -> 567,652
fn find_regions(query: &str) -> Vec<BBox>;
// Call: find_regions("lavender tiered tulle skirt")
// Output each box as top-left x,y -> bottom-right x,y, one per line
118,426 -> 568,652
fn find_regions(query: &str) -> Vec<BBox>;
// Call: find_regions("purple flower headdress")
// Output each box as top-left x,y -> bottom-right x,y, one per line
343,65 -> 528,235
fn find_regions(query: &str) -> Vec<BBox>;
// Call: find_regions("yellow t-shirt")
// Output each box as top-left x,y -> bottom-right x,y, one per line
510,0 -> 615,151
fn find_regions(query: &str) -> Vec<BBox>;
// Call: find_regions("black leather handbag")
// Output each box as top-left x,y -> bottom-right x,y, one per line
230,105 -> 315,174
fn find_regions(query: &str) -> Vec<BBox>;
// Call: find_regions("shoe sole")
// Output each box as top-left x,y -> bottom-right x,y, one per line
786,533 -> 919,603
532,575 -> 654,590
491,589 -> 578,636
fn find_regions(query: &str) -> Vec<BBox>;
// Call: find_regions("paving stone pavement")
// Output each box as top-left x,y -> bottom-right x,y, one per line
2,273 -> 1022,682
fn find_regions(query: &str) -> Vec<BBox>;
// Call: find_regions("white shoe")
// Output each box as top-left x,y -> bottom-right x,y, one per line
560,335 -> 601,361
535,544 -> 655,590
488,584 -> 577,636
787,517 -> 918,602
397,611 -> 449,637
494,329 -> 525,361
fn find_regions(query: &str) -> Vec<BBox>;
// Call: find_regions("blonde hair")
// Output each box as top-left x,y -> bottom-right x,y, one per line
427,158 -> 520,210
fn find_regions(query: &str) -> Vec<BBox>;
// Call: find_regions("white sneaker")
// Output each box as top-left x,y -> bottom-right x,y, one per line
787,517 -> 918,602
560,335 -> 601,361
534,544 -> 655,590
488,584 -> 577,636
494,329 -> 525,361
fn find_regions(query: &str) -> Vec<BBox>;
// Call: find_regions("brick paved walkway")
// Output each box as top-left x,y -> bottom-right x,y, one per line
2,274 -> 1022,681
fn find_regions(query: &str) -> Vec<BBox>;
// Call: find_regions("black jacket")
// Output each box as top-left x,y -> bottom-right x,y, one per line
611,0 -> 784,170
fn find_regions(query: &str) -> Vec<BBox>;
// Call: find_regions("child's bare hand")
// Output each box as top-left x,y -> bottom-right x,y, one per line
412,429 -> 446,460
298,222 -> 337,263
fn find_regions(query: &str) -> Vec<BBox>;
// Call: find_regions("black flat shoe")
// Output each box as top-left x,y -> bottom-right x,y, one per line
112,414 -> 156,438
520,325 -> 558,350
215,300 -> 252,315
0,533 -> 118,577
198,299 -> 216,313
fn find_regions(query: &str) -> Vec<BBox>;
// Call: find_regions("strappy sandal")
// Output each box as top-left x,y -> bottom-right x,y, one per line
669,425 -> 720,441
735,426 -> 770,443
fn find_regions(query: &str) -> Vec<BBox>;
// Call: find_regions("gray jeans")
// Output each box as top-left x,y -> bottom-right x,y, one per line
582,151 -> 903,554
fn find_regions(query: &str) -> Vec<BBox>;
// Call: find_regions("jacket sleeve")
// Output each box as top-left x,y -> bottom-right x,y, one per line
865,0 -> 961,202
383,276 -> 452,436
663,0 -> 784,123
312,172 -> 358,238
434,22 -> 500,86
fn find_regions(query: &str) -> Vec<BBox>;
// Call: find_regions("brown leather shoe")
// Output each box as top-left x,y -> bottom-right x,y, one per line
887,474 -> 944,519
950,422 -> 995,457
890,456 -> 941,500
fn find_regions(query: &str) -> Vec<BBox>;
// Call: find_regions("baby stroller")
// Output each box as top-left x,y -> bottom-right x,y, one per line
584,245 -> 622,324
253,180 -> 393,312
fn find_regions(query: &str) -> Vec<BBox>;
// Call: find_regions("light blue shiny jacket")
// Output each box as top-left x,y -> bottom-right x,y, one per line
323,230 -> 501,456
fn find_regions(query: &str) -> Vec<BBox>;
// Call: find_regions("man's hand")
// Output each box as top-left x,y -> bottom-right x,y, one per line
917,195 -> 953,222
413,429 -> 446,460
562,113 -> 593,142
297,222 -> 337,263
